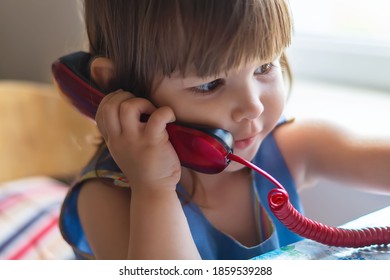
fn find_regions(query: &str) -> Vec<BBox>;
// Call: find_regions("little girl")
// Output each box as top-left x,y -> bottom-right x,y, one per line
59,0 -> 390,259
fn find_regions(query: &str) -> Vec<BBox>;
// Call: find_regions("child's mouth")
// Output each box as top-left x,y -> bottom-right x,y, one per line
234,134 -> 258,150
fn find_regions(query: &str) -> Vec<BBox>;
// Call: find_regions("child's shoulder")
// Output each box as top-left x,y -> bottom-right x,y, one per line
76,178 -> 131,259
272,118 -> 345,189
274,118 -> 346,149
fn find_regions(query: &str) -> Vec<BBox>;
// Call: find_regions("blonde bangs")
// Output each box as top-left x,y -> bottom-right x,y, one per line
155,0 -> 293,78
85,0 -> 292,96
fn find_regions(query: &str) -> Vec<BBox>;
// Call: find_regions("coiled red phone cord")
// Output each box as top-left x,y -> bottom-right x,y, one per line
228,153 -> 390,248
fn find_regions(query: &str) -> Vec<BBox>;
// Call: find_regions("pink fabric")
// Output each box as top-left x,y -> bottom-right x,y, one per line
0,176 -> 74,259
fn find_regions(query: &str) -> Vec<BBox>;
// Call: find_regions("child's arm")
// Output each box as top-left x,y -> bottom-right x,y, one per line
275,120 -> 390,193
128,184 -> 200,259
78,179 -> 200,259
77,91 -> 201,259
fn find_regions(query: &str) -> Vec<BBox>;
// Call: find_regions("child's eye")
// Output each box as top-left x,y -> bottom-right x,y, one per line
191,79 -> 223,95
254,63 -> 274,75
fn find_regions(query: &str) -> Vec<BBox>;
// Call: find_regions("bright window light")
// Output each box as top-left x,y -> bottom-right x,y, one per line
288,0 -> 390,91
290,0 -> 390,43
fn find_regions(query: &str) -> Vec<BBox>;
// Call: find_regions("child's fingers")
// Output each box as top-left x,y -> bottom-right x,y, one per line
117,97 -> 157,135
95,90 -> 134,138
144,106 -> 176,144
95,91 -> 175,149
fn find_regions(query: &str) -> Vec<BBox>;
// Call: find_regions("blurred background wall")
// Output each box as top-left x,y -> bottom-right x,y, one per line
0,1 -> 98,183
0,0 -> 85,82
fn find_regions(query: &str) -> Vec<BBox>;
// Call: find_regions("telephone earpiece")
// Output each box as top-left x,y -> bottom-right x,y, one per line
52,52 -> 233,174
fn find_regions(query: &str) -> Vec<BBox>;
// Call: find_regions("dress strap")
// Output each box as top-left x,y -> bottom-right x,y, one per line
75,145 -> 130,188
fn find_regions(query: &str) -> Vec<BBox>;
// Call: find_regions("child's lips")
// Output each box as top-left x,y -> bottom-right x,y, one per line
234,133 -> 259,149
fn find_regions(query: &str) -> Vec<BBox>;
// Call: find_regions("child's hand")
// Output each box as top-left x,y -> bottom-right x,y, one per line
95,90 -> 181,192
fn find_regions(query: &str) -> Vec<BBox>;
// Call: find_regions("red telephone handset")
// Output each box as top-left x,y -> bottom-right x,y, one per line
52,52 -> 389,248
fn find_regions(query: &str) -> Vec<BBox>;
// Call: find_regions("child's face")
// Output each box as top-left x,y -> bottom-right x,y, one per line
151,58 -> 287,167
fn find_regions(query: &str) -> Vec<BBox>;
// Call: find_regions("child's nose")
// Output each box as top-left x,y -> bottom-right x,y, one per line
231,82 -> 264,122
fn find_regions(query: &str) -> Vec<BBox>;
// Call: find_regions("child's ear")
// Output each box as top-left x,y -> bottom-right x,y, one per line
89,57 -> 115,91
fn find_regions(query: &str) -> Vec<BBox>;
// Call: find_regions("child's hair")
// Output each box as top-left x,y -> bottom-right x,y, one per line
84,0 -> 293,97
